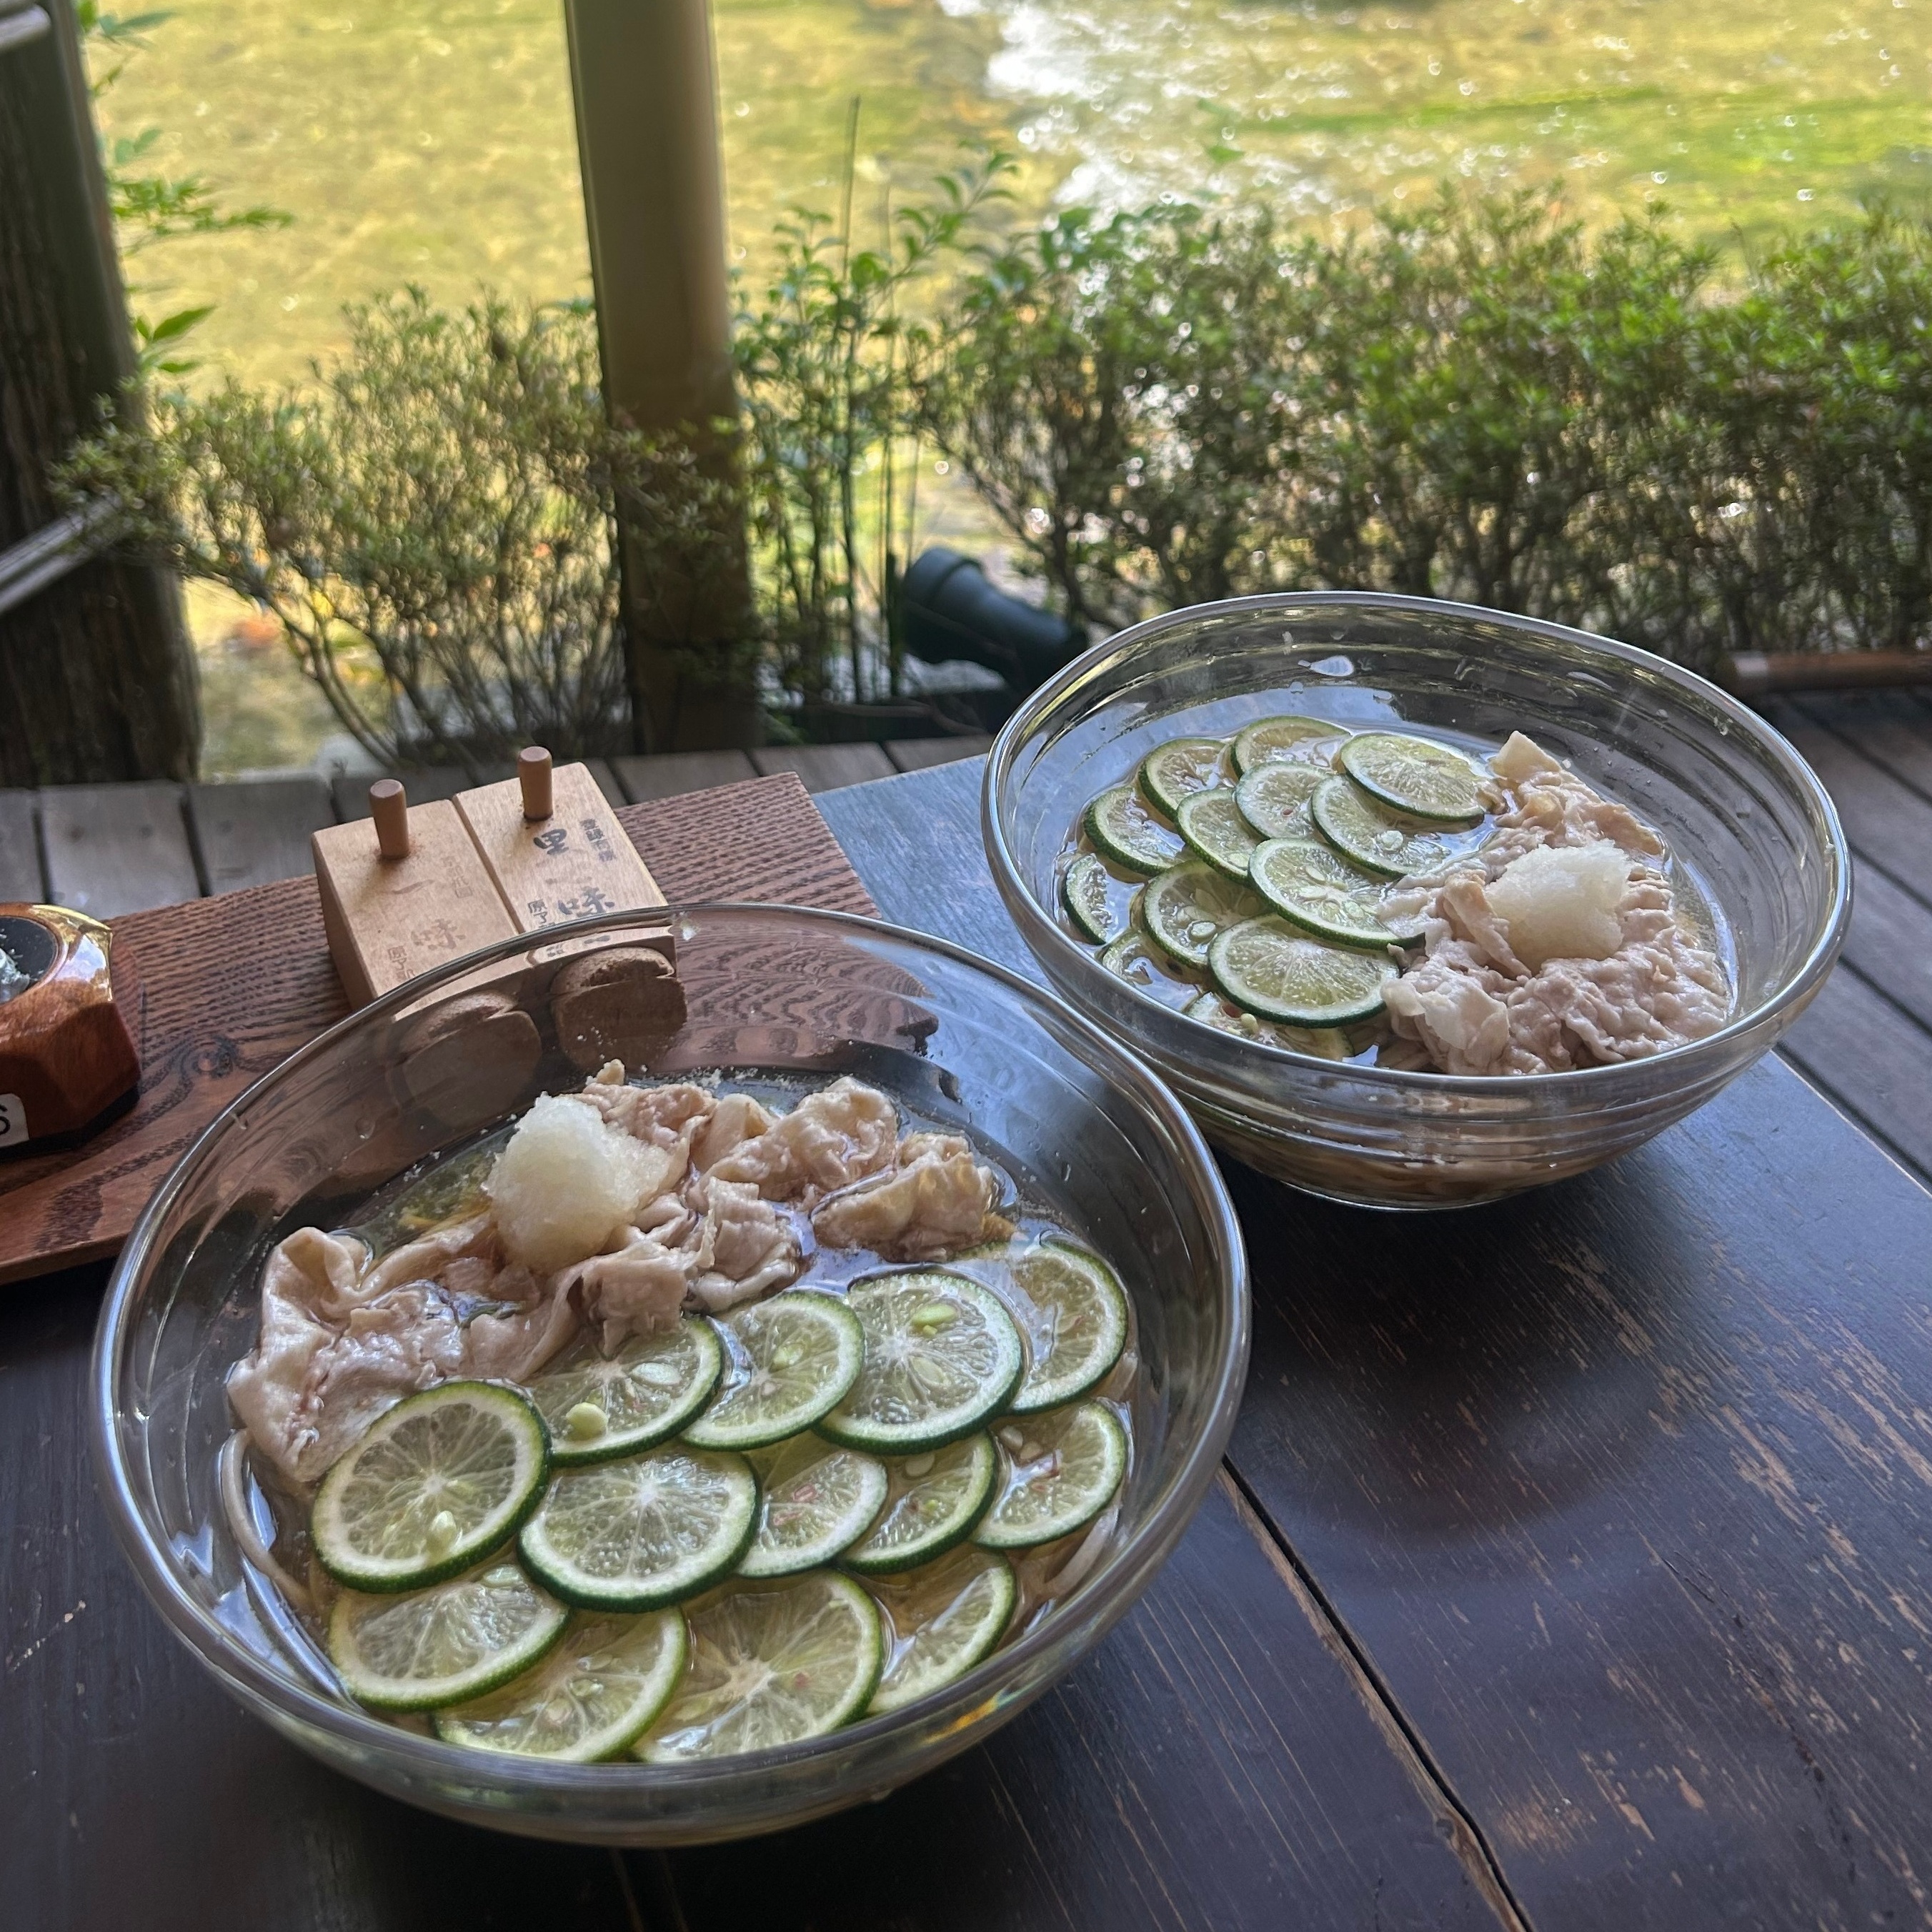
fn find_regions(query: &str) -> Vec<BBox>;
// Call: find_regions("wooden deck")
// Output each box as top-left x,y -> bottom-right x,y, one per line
7,697 -> 1929,1189
0,737 -> 989,914
1760,691 -> 1932,1188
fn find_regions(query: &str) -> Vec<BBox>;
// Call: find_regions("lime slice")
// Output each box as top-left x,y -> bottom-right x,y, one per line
1138,737 -> 1229,817
1005,1243 -> 1129,1414
1175,789 -> 1259,881
518,1444 -> 757,1610
328,1561 -> 567,1712
1185,990 -> 1350,1060
1096,927 -> 1200,1007
433,1608 -> 687,1761
739,1437 -> 889,1579
1085,785 -> 1184,875
975,1402 -> 1128,1551
527,1320 -> 724,1466
684,1293 -> 865,1451
840,1433 -> 997,1575
1249,838 -> 1393,950
818,1272 -> 1025,1455
867,1545 -> 1016,1716
1310,775 -> 1450,878
1234,762 -> 1323,840
637,1572 -> 882,1762
1209,916 -> 1398,1026
1140,862 -> 1264,969
1233,714 -> 1347,774
312,1382 -> 549,1593
1062,851 -> 1129,944
1339,732 -> 1483,822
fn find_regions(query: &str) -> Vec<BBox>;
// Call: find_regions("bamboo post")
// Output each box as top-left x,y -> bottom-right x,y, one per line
562,0 -> 760,753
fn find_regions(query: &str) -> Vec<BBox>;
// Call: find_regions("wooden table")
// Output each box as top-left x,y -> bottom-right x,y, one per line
6,757 -> 1932,1931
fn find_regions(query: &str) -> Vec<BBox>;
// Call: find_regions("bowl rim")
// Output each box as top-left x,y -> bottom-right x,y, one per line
89,898 -> 1249,1801
984,589 -> 1853,1094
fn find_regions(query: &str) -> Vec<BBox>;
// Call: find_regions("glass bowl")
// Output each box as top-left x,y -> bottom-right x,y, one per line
89,905 -> 1245,1844
984,593 -> 1850,1209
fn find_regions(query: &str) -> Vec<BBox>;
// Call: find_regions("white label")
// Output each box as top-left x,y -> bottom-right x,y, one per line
0,1094 -> 26,1147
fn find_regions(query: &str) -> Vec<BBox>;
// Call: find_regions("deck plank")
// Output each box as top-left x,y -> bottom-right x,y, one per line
1790,689 -> 1932,802
883,735 -> 994,772
186,777 -> 332,894
1778,962 -> 1932,1180
610,750 -> 757,802
0,791 -> 43,901
747,743 -> 895,792
39,783 -> 201,917
1763,699 -> 1932,903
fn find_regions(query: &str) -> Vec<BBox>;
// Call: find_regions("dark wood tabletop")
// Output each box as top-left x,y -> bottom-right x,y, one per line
6,755 -> 1931,1932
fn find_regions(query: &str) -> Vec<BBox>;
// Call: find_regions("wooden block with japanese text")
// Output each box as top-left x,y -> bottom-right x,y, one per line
454,760 -> 665,933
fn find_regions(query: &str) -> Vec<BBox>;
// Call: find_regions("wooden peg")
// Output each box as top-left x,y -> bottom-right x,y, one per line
369,778 -> 410,859
518,747 -> 554,821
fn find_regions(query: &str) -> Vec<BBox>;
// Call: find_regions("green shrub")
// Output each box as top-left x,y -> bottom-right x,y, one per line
927,189 -> 1932,669
60,292 -> 732,768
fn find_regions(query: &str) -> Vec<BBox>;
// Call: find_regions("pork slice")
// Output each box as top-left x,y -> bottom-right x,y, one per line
811,1131 -> 1003,1260
706,1076 -> 900,1200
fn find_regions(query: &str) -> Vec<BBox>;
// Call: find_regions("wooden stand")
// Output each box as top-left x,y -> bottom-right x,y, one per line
312,750 -> 671,1010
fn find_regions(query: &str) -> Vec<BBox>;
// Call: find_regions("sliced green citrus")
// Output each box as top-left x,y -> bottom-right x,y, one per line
1096,928 -> 1201,1007
527,1320 -> 724,1467
1249,838 -> 1393,950
1338,732 -> 1484,822
1310,775 -> 1450,878
1137,736 -> 1229,816
867,1545 -> 1017,1716
1208,916 -> 1398,1027
1234,762 -> 1324,841
637,1572 -> 882,1762
818,1272 -> 1025,1455
1140,861 -> 1264,970
1085,785 -> 1184,875
433,1608 -> 687,1761
1062,851 -> 1129,944
1232,714 -> 1347,774
518,1444 -> 757,1610
976,1402 -> 1128,1551
328,1561 -> 567,1712
739,1437 -> 889,1579
684,1293 -> 864,1451
1175,789 -> 1259,881
840,1433 -> 997,1575
1005,1243 -> 1129,1414
312,1382 -> 549,1593
1185,990 -> 1350,1060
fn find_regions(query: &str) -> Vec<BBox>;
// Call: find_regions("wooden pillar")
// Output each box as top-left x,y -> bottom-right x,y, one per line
0,0 -> 199,786
563,0 -> 760,753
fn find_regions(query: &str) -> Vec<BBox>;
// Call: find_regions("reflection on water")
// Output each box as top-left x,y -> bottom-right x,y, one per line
95,0 -> 1930,389
972,0 -> 1931,245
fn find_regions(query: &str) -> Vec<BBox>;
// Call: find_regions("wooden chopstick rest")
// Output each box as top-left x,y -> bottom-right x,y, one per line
549,944 -> 687,1072
390,987 -> 543,1122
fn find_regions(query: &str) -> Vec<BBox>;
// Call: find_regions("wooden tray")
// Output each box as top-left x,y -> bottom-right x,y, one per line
0,774 -> 875,1286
